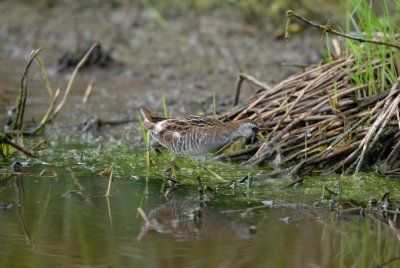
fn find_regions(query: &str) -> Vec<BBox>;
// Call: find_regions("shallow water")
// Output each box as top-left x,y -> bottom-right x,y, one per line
1,142 -> 400,268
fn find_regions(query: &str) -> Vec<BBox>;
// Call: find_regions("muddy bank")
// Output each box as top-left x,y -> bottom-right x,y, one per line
0,2 -> 324,138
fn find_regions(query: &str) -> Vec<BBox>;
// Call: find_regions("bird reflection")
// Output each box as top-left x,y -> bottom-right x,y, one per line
137,196 -> 256,241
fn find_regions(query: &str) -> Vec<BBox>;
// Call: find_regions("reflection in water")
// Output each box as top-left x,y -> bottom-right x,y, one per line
13,176 -> 53,252
1,172 -> 400,267
137,195 -> 256,241
15,177 -> 35,250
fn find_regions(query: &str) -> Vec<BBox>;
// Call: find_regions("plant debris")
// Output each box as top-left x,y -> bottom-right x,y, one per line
220,55 -> 400,176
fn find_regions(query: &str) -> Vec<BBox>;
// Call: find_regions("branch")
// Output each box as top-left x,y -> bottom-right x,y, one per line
286,10 -> 400,50
0,133 -> 35,157
54,43 -> 99,117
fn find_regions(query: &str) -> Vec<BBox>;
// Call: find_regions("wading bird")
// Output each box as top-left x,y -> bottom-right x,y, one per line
139,106 -> 259,157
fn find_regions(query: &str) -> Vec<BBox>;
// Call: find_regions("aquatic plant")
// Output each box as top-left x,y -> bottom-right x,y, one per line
0,44 -> 98,158
138,115 -> 151,167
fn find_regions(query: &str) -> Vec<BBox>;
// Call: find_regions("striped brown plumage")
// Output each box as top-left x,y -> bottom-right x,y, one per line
139,106 -> 258,156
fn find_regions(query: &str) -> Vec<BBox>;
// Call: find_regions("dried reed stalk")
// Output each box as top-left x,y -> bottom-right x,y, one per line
220,54 -> 400,176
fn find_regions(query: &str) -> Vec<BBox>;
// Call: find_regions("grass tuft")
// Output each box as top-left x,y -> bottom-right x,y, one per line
138,115 -> 151,167
212,91 -> 217,118
344,0 -> 399,96
162,93 -> 170,118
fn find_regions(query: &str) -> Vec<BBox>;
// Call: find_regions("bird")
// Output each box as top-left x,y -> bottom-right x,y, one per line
137,196 -> 255,241
138,106 -> 259,158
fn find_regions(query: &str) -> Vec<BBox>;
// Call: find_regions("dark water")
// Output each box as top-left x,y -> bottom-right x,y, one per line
1,143 -> 400,268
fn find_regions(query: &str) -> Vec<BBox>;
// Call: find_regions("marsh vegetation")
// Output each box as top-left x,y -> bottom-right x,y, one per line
1,0 -> 400,267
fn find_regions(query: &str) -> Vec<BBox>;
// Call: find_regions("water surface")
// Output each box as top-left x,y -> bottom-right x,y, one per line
1,142 -> 400,268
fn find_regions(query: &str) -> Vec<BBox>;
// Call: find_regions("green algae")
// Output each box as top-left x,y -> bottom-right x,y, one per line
5,138 -> 397,207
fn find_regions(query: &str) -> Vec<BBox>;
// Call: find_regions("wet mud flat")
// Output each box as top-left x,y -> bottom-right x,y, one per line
0,1 -> 323,138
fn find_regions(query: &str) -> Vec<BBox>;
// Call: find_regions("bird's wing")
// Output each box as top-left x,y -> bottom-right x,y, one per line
154,116 -> 232,141
181,116 -> 229,129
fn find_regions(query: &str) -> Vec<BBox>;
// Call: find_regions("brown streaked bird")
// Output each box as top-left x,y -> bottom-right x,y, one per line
139,106 -> 259,157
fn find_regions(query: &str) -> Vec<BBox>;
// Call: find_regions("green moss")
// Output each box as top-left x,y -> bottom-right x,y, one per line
8,138 -> 396,205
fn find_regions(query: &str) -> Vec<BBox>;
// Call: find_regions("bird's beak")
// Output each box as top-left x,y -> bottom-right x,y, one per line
256,131 -> 265,142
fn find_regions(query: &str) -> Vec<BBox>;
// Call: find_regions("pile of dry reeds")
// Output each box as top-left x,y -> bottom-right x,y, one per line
219,55 -> 400,177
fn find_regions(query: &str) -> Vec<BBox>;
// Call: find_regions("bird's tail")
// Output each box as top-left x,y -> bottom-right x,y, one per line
138,106 -> 166,130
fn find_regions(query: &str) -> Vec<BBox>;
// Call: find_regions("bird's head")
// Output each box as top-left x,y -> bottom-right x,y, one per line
235,120 -> 259,138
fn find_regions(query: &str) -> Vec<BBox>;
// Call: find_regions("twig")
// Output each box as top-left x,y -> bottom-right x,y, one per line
202,165 -> 228,183
233,73 -> 273,121
0,133 -> 35,157
272,77 -> 305,133
54,43 -> 99,117
105,165 -> 114,197
354,81 -> 400,173
221,48 -> 400,175
82,79 -> 95,104
12,49 -> 42,131
234,75 -> 244,106
287,10 -> 400,50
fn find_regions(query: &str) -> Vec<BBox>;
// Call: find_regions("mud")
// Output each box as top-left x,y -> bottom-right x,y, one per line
0,2 -> 324,139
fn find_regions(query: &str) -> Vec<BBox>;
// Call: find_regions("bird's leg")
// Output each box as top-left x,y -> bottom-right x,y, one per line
163,155 -> 178,178
169,155 -> 178,179
194,155 -> 207,179
196,175 -> 207,203
196,175 -> 204,197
